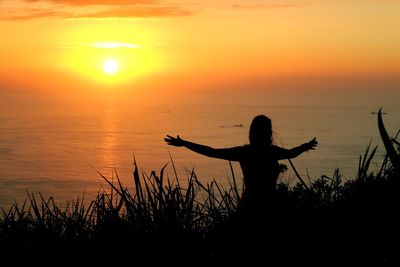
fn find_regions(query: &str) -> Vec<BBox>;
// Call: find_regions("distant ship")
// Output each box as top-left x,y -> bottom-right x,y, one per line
219,124 -> 244,128
371,111 -> 388,115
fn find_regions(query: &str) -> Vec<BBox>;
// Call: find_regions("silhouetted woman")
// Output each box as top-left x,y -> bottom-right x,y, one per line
164,115 -> 317,225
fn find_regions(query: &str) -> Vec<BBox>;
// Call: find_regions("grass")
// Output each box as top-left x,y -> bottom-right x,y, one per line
0,112 -> 399,264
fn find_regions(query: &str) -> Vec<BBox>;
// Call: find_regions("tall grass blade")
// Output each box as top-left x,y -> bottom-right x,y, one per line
378,109 -> 400,171
288,159 -> 309,190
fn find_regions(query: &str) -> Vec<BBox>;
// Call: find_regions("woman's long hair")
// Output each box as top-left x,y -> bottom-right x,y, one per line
249,115 -> 273,146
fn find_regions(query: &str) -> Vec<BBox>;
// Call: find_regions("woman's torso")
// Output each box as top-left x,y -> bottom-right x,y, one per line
237,145 -> 282,210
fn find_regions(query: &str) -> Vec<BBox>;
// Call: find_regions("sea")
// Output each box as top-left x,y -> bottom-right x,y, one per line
0,90 -> 399,208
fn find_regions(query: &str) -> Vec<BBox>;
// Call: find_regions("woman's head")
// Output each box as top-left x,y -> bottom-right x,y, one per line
249,115 -> 272,146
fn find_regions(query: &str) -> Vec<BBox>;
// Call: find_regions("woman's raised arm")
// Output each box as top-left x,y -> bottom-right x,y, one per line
273,137 -> 318,160
164,135 -> 243,161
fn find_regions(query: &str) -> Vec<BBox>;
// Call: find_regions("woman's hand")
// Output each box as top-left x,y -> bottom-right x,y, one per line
307,137 -> 318,150
164,135 -> 185,147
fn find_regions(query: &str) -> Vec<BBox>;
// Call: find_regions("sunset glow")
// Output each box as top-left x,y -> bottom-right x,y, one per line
0,0 -> 398,95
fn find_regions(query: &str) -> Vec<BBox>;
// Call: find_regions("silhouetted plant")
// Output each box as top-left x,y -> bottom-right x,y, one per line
378,109 -> 400,173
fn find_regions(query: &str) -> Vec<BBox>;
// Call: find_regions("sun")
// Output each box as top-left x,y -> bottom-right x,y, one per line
103,59 -> 119,75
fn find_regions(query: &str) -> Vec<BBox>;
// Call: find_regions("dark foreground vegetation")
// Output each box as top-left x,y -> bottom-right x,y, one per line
0,111 -> 399,265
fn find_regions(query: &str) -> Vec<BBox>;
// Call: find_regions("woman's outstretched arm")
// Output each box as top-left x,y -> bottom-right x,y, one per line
164,135 -> 243,161
274,137 -> 318,160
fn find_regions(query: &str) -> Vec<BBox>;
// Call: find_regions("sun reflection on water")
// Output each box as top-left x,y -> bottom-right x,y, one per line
101,106 -> 117,175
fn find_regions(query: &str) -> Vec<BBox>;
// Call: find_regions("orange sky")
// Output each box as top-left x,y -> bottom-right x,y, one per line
0,0 -> 399,98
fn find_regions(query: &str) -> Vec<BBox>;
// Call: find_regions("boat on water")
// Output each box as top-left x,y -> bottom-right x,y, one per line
219,124 -> 244,128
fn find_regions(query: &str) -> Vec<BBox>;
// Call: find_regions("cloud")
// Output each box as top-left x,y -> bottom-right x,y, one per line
89,41 -> 141,49
70,6 -> 192,18
23,0 -> 156,6
61,41 -> 142,49
0,8 -> 70,20
232,3 -> 304,9
0,1 -> 192,20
